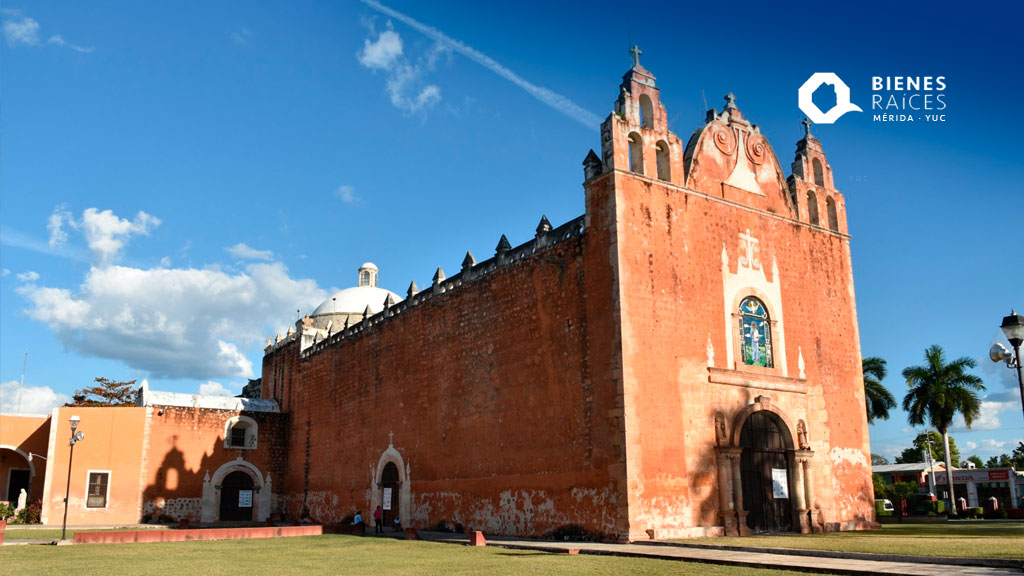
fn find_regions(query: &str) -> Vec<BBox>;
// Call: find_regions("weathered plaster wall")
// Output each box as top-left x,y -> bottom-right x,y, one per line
263,235 -> 625,538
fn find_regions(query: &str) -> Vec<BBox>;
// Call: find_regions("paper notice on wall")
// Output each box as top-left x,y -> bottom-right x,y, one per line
771,469 -> 789,499
239,490 -> 253,508
383,487 -> 393,511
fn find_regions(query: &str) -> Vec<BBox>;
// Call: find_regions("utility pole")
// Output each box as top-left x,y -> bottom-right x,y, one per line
923,434 -> 936,497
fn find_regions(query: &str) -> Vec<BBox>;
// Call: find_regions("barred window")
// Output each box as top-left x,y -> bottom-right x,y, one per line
87,472 -> 109,508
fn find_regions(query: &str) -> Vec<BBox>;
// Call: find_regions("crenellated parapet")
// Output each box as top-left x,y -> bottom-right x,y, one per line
264,215 -> 586,360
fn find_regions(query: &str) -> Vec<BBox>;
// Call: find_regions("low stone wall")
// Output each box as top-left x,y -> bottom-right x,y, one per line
72,525 -> 322,544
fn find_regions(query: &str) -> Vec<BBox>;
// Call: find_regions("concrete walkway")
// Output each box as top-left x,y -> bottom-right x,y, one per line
417,532 -> 1024,576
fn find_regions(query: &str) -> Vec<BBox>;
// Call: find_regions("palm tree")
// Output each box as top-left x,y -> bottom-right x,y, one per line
863,357 -> 895,423
902,345 -> 985,517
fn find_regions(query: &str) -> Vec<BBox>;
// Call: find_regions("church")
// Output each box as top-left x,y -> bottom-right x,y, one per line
0,54 -> 875,541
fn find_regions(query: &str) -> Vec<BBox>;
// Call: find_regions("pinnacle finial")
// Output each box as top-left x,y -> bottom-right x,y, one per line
363,305 -> 372,320
432,267 -> 446,284
536,215 -> 552,235
724,93 -> 737,110
407,280 -> 419,298
462,250 -> 476,271
496,234 -> 511,255
383,293 -> 396,308
802,117 -> 812,137
629,45 -> 642,68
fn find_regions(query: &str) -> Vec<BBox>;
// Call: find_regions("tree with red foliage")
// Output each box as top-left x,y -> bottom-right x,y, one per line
65,377 -> 138,407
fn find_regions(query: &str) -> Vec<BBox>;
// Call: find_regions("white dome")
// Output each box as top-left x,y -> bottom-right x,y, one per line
359,262 -> 379,271
312,286 -> 401,317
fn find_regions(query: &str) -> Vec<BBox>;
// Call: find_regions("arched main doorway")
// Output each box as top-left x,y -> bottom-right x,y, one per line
740,411 -> 793,532
381,462 -> 400,528
219,470 -> 255,522
1,448 -> 32,504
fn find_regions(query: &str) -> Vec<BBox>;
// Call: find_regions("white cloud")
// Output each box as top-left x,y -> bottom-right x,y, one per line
230,27 -> 252,46
357,21 -> 442,114
17,271 -> 39,282
336,185 -> 359,204
48,204 -> 77,248
360,0 -> 601,129
159,256 -> 172,267
80,208 -> 160,265
227,243 -> 274,261
18,261 -> 325,380
952,400 -> 1017,431
358,27 -> 402,70
2,269 -> 9,277
198,380 -> 236,397
964,441 -> 978,451
3,15 -> 39,47
3,12 -> 91,52
47,34 -> 92,53
0,379 -> 68,414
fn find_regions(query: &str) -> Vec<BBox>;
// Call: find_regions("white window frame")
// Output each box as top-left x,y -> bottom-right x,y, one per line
84,470 -> 111,509
223,415 -> 258,450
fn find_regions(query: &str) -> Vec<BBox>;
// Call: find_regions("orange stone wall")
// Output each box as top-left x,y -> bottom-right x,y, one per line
41,407 -> 148,525
0,413 -> 50,505
140,405 -> 288,522
263,233 -> 628,538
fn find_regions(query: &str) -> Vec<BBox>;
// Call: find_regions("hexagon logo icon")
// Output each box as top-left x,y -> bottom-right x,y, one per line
798,73 -> 862,124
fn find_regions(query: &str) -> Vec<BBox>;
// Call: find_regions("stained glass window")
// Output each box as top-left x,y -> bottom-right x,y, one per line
740,297 -> 773,368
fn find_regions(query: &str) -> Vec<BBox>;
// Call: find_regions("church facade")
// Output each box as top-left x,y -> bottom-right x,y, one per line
259,59 -> 875,540
0,58 -> 874,541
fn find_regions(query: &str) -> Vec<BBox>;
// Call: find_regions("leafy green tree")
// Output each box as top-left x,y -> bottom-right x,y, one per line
863,357 -> 895,423
872,473 -> 889,499
65,377 -> 138,407
888,481 -> 918,523
871,453 -> 889,466
985,454 -> 1011,468
893,431 -> 960,465
902,345 -> 985,517
966,455 -> 983,468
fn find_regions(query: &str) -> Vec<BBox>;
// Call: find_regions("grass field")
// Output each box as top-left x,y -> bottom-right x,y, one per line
2,534 -> 813,576
4,528 -> 128,540
682,522 -> 1024,559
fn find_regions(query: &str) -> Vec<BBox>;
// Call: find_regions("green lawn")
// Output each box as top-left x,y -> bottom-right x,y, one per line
4,528 -> 142,540
682,522 -> 1024,559
2,534 -> 812,576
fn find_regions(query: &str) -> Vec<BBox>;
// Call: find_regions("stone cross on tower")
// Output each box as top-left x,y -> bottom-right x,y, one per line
802,117 -> 813,137
629,45 -> 642,68
388,431 -> 394,446
724,92 -> 737,110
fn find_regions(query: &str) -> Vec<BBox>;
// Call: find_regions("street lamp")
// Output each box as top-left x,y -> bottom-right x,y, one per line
61,415 -> 85,541
990,310 -> 1024,421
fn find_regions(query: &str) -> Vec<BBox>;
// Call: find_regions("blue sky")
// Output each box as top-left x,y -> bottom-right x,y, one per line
1,1 -> 1021,462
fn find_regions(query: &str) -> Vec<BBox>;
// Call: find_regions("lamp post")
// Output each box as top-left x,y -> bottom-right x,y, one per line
990,310 -> 1024,421
61,415 -> 85,541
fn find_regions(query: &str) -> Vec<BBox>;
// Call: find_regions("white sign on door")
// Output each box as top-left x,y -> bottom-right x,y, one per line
382,487 -> 393,511
771,468 -> 789,499
238,490 -> 253,508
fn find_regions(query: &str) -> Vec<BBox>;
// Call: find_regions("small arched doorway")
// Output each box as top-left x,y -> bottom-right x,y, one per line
1,448 -> 32,503
381,462 -> 400,528
219,470 -> 255,522
740,411 -> 793,532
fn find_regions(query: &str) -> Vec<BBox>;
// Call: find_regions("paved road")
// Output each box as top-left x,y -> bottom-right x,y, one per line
419,532 -> 1024,576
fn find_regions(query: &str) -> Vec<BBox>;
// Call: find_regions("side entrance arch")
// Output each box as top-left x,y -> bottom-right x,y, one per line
380,462 -> 400,527
201,458 -> 271,523
219,470 -> 255,521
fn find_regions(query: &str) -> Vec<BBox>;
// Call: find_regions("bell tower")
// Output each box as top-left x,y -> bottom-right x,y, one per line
598,46 -> 683,186
787,119 -> 847,234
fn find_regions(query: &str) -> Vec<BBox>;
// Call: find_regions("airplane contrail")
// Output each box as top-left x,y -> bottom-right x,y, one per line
360,0 -> 602,130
